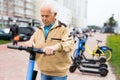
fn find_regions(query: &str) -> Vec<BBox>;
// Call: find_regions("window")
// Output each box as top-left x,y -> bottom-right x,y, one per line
26,0 -> 34,3
3,0 -> 6,1
14,7 -> 24,14
26,3 -> 33,9
15,0 -> 24,6
25,10 -> 33,16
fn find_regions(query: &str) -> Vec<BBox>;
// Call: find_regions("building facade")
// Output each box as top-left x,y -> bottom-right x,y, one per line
49,0 -> 88,27
0,0 -> 87,28
63,0 -> 87,28
0,0 -> 40,28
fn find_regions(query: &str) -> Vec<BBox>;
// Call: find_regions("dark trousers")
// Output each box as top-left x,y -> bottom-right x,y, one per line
11,34 -> 18,45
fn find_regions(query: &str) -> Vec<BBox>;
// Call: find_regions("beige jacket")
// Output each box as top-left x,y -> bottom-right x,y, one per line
29,20 -> 74,77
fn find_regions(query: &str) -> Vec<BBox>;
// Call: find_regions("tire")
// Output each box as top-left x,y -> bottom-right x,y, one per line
69,65 -> 77,73
99,57 -> 106,63
99,63 -> 108,68
99,67 -> 108,77
103,50 -> 112,61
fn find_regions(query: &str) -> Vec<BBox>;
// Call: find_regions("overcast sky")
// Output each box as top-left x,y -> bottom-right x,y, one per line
87,0 -> 120,27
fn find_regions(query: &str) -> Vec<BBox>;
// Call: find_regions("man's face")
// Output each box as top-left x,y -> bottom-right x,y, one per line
40,7 -> 56,26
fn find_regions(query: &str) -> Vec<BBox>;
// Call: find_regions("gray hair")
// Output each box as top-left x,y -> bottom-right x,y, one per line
40,1 -> 58,14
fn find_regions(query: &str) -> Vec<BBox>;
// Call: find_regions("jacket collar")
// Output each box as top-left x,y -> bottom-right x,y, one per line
38,20 -> 60,30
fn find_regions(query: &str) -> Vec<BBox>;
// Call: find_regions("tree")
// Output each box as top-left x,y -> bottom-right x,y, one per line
108,14 -> 117,27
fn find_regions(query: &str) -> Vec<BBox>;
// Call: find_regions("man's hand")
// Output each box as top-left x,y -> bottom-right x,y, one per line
43,46 -> 56,56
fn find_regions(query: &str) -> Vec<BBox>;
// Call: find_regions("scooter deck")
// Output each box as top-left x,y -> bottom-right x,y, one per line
78,67 -> 100,74
82,59 -> 100,64
82,63 -> 101,69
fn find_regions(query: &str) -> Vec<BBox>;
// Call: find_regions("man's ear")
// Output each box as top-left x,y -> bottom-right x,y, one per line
54,12 -> 57,16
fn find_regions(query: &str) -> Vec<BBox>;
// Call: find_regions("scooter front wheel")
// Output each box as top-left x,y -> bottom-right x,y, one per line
103,50 -> 112,61
99,67 -> 108,77
99,63 -> 108,68
99,56 -> 106,63
69,65 -> 77,73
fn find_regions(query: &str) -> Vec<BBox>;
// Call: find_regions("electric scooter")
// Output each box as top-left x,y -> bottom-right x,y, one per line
69,34 -> 108,76
70,56 -> 108,77
72,34 -> 107,64
7,45 -> 45,80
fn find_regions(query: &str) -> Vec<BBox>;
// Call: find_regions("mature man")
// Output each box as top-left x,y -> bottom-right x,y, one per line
26,4 -> 74,80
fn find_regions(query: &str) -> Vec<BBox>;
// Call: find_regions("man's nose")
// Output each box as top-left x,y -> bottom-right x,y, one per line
42,16 -> 47,21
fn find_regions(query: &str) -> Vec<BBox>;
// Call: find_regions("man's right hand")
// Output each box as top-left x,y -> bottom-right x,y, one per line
43,46 -> 56,56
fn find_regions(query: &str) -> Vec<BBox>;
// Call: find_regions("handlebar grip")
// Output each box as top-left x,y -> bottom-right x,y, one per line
7,45 -> 45,54
7,45 -> 21,49
32,48 -> 45,54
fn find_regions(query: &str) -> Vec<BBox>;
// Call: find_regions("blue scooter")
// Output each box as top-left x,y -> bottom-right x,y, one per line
7,45 -> 45,80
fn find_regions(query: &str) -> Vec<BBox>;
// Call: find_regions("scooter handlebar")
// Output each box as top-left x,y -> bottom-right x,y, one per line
7,45 -> 45,54
7,45 -> 21,49
77,34 -> 88,40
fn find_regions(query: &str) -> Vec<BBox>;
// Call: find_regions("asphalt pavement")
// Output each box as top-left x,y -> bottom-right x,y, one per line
0,32 -> 117,80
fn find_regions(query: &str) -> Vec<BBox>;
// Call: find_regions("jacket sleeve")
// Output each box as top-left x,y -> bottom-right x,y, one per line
53,27 -> 75,53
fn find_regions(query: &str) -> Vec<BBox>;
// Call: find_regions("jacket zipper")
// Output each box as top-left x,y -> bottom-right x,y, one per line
45,28 -> 54,43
